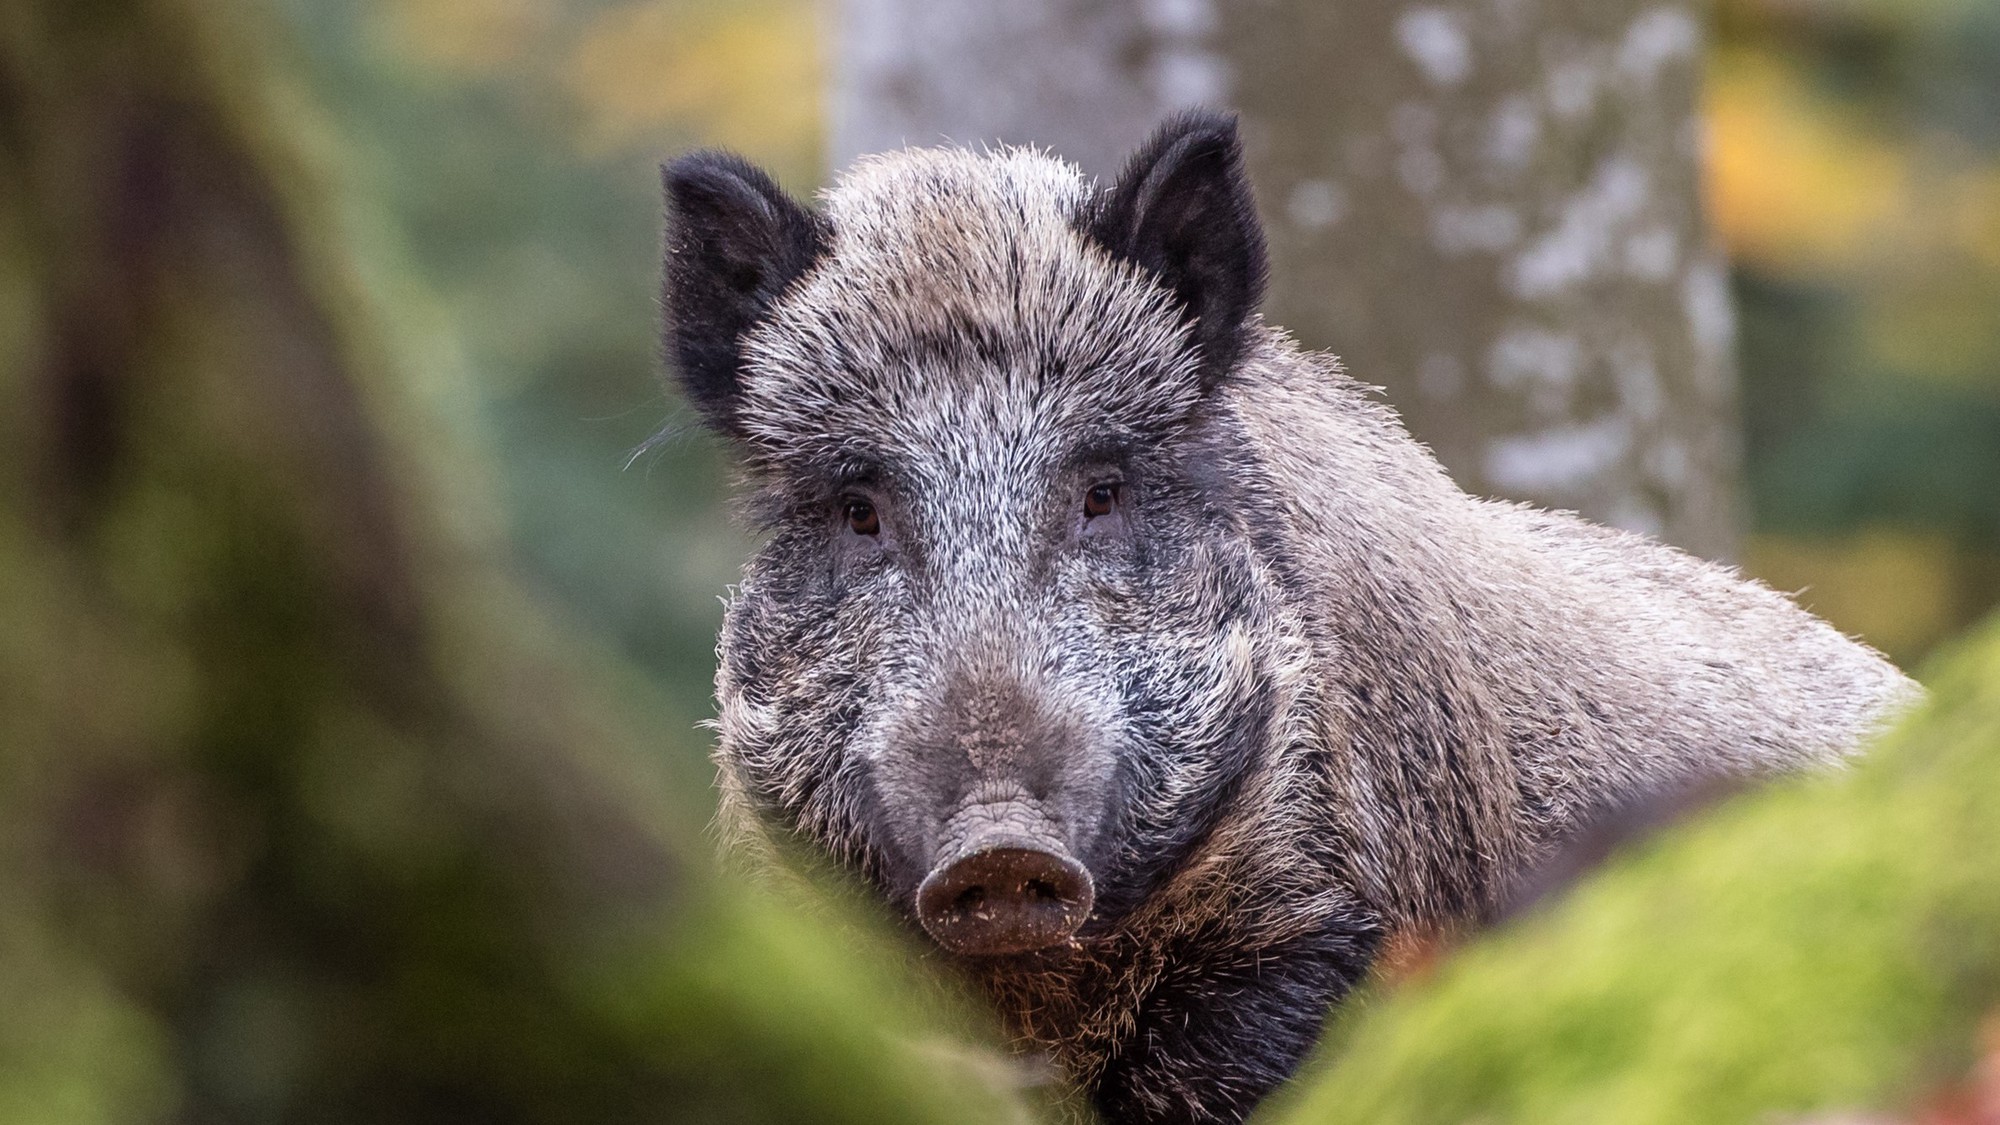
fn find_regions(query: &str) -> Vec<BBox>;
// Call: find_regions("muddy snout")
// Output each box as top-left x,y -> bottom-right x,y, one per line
916,810 -> 1094,957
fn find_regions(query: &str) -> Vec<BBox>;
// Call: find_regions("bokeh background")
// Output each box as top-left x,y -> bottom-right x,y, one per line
287,0 -> 1999,714
3,0 -> 1998,1121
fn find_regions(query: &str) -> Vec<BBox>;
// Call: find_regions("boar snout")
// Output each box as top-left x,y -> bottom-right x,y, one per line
917,843 -> 1093,955
916,801 -> 1094,956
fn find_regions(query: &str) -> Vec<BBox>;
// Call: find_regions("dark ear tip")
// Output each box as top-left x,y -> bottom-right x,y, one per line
1139,109 -> 1245,164
662,149 -> 734,192
662,150 -> 788,214
1159,108 -> 1241,142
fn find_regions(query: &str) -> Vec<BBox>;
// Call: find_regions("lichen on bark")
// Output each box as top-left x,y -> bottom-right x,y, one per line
830,0 -> 1742,558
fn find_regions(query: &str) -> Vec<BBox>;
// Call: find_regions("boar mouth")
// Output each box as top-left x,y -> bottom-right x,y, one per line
915,832 -> 1095,956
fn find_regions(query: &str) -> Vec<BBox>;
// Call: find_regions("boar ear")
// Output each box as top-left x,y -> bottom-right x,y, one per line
1086,111 -> 1268,389
662,151 -> 829,436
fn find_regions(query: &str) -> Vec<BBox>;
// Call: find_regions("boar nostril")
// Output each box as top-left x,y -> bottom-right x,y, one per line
915,844 -> 1094,957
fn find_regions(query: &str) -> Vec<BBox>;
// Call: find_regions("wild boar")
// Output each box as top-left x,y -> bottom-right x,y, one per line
659,112 -> 1918,1124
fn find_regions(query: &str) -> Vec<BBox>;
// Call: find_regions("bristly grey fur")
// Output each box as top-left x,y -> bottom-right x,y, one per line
663,113 -> 1921,1125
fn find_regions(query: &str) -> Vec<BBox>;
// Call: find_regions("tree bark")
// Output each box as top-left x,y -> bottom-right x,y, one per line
829,0 -> 1740,558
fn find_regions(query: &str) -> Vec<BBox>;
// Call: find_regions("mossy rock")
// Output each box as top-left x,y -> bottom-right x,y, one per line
1265,616 -> 2000,1124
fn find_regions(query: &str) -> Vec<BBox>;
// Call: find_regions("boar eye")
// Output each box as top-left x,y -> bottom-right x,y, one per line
1083,482 -> 1121,519
844,497 -> 880,537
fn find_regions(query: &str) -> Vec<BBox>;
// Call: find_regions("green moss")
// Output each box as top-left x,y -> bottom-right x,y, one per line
1266,617 -> 2000,1125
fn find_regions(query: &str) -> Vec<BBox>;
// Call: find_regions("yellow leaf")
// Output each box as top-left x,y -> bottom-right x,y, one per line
564,0 -> 821,181
1704,51 -> 1908,273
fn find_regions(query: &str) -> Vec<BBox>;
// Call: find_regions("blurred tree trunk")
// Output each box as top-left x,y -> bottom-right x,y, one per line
830,0 -> 1739,558
0,2 -> 1020,1122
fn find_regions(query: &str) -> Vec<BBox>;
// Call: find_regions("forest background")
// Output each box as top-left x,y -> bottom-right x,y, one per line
315,0 -> 2000,708
4,0 -> 1999,1122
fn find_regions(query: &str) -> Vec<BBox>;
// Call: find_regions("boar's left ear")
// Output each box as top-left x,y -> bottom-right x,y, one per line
1086,111 -> 1268,390
662,151 -> 829,437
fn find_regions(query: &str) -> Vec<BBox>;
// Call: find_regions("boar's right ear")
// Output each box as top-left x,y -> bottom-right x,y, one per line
1085,111 -> 1268,390
662,152 -> 829,436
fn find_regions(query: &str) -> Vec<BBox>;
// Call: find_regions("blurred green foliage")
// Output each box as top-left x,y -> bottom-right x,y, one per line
267,0 -> 824,762
6,0 -> 1999,1121
1262,614 -> 2000,1124
0,2 -> 1022,1121
1712,0 -> 2000,663
264,0 -> 2000,695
